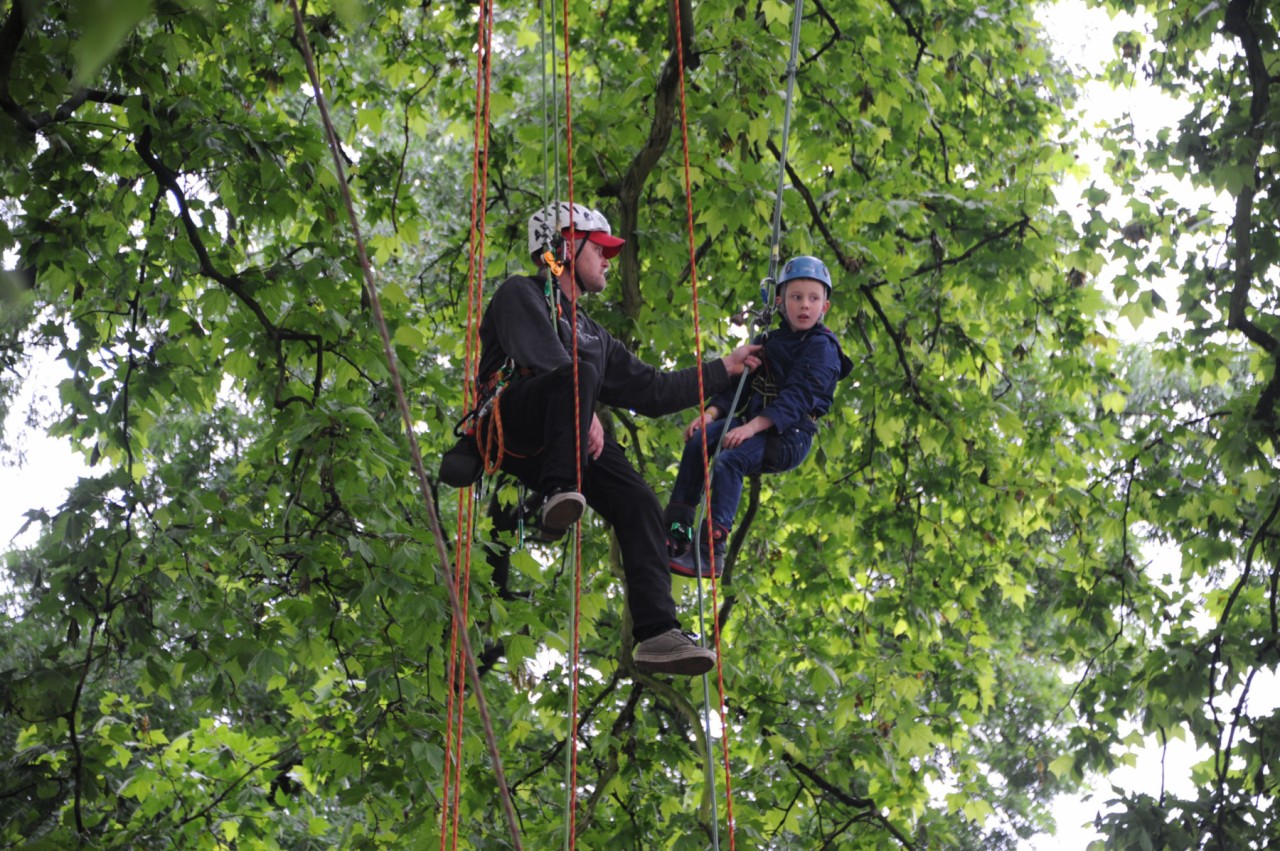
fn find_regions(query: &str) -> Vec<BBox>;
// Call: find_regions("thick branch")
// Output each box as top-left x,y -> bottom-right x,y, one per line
1222,0 -> 1278,365
607,0 -> 698,323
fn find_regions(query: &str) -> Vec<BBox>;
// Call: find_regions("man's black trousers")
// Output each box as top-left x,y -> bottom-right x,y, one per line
491,363 -> 681,641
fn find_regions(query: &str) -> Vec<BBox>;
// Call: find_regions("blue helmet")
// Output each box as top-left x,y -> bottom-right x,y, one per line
778,255 -> 832,294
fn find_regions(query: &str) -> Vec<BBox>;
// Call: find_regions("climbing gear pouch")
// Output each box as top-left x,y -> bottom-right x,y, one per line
441,363 -> 518,487
440,432 -> 484,487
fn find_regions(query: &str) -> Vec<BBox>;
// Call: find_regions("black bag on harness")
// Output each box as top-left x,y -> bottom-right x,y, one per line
439,432 -> 484,488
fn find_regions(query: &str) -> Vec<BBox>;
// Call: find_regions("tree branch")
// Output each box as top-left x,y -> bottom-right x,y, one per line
577,685 -> 642,832
135,126 -> 325,409
781,753 -> 917,848
881,0 -> 929,70
606,0 -> 699,323
905,215 -> 1033,281
803,0 -> 842,66
171,744 -> 298,830
0,7 -> 129,132
782,753 -> 873,808
1221,0 -> 1280,423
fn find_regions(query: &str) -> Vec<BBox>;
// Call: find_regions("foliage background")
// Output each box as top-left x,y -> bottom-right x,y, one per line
1,0 -> 1276,848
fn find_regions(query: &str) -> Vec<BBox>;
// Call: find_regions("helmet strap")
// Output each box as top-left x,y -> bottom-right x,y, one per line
569,236 -> 589,296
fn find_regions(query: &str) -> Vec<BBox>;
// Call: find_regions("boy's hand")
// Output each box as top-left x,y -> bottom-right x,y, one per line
684,407 -> 721,440
723,343 -> 763,376
722,424 -> 755,448
723,415 -> 772,448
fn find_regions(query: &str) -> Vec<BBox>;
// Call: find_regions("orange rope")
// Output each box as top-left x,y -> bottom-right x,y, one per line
480,401 -> 506,474
559,0 -> 585,843
283,4 -> 521,849
442,0 -> 496,847
478,383 -> 533,470
671,0 -> 737,843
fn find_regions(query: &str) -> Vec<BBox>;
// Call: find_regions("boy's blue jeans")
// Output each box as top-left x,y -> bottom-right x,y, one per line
670,418 -> 812,530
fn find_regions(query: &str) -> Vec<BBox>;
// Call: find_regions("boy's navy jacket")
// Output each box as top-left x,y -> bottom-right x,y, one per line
709,321 -> 853,434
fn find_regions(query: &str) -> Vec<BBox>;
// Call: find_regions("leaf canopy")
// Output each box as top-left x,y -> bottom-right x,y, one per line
2,0 -> 1278,848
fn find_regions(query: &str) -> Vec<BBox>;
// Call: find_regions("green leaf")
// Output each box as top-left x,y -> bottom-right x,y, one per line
71,0 -> 153,86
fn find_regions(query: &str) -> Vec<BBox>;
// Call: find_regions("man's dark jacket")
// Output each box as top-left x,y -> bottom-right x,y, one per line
477,274 -> 734,415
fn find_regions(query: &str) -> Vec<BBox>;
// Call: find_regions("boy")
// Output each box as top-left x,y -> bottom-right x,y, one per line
665,255 -> 853,578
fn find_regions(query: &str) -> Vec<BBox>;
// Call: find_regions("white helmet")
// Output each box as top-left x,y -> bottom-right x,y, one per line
528,201 -> 624,259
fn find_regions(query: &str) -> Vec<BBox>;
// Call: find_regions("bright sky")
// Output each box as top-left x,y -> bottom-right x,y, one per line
0,1 -> 1253,848
1,346 -> 87,551
1031,3 -> 1173,846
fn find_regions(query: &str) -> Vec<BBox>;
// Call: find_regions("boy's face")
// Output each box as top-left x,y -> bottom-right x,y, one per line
778,278 -> 830,331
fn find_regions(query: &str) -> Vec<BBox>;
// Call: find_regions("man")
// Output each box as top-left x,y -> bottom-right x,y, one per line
475,201 -> 760,676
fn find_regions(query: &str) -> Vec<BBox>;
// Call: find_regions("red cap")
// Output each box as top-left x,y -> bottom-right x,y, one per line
570,230 -> 625,259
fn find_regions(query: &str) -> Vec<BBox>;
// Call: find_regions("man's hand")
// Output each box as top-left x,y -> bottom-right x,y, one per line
723,343 -> 763,377
588,412 -> 605,459
684,406 -> 722,441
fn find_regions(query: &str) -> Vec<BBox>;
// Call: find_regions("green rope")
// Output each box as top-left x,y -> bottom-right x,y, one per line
537,4 -> 582,849
692,2 -> 807,848
539,0 -> 563,247
760,0 -> 807,314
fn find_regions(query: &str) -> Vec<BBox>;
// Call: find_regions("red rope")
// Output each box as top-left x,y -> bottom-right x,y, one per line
442,1 -> 496,847
671,0 -> 737,844
559,0 -> 584,845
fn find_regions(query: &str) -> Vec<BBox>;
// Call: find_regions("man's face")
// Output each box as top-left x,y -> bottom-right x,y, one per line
562,236 -> 609,296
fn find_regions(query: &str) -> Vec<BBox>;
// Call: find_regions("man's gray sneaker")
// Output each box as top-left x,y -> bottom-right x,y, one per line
539,490 -> 585,539
633,628 -> 716,676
